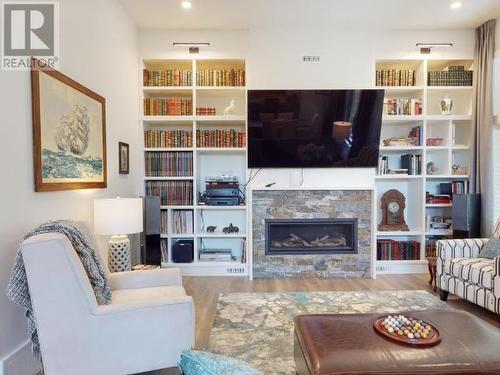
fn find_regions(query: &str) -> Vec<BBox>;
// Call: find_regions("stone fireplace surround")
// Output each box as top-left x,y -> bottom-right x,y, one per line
251,189 -> 372,278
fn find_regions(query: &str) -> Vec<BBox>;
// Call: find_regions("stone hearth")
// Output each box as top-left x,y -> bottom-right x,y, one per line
252,190 -> 372,278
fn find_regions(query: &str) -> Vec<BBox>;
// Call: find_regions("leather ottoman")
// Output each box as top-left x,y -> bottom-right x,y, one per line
294,310 -> 500,375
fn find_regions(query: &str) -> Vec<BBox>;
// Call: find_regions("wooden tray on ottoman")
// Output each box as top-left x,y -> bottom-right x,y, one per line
373,314 -> 441,347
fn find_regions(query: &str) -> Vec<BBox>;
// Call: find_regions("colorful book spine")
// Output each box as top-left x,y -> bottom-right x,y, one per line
144,97 -> 193,116
383,98 -> 422,116
144,151 -> 193,177
376,69 -> 415,86
377,240 -> 420,260
144,130 -> 193,148
196,69 -> 245,86
143,69 -> 192,87
145,180 -> 193,206
196,129 -> 246,148
196,107 -> 216,116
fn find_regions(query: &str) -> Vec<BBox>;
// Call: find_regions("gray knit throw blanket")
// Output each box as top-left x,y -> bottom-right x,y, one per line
6,220 -> 112,360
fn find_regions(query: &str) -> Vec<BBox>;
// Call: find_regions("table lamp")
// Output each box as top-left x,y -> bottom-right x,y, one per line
94,197 -> 143,272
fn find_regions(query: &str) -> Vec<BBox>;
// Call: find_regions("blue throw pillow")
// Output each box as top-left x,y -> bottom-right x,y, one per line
480,237 -> 500,259
179,350 -> 263,375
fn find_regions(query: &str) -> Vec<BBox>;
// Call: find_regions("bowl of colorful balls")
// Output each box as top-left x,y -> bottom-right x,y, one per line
373,314 -> 441,347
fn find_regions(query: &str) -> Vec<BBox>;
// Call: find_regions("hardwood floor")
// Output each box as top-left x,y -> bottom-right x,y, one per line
145,274 -> 499,375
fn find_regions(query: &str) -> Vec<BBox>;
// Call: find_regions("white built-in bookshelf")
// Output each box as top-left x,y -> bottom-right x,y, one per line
141,58 -> 248,276
374,59 -> 474,274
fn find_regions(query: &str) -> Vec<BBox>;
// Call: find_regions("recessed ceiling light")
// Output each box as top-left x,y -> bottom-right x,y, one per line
450,1 -> 462,9
181,1 -> 192,9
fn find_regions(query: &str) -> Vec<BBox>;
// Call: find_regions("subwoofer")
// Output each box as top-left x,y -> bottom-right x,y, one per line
172,239 -> 194,263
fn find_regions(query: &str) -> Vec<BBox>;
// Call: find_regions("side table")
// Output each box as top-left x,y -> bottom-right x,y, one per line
427,257 -> 437,292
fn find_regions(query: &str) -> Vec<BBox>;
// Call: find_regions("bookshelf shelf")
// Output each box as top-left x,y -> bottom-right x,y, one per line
141,58 -> 248,277
375,58 -> 473,274
426,203 -> 453,207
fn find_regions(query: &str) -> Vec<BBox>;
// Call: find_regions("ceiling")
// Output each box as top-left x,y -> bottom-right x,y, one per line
120,0 -> 500,30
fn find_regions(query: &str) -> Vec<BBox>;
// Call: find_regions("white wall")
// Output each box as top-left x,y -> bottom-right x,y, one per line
0,0 -> 139,373
139,27 -> 474,189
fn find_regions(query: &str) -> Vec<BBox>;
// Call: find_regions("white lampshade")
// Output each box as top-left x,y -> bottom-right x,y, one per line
93,197 -> 143,235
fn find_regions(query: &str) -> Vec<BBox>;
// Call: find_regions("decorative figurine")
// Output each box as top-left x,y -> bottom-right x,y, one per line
223,99 -> 236,116
426,162 -> 438,175
223,223 -> 239,234
440,96 -> 453,115
207,226 -> 217,233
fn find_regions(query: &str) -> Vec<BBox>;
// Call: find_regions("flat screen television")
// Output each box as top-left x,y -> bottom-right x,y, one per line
247,89 -> 384,168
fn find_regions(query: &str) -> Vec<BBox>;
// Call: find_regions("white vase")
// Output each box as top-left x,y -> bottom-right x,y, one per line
440,96 -> 453,115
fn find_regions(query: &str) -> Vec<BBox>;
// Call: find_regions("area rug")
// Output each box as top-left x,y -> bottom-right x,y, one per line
207,290 -> 449,375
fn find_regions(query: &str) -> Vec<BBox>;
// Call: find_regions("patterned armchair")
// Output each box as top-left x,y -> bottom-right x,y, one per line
436,222 -> 500,315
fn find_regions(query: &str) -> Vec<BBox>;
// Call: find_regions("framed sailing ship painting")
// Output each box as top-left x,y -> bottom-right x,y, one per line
31,59 -> 107,191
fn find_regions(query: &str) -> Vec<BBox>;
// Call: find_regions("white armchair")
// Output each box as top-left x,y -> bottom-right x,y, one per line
21,232 -> 195,375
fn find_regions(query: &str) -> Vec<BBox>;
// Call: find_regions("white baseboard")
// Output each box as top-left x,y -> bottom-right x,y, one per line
0,340 -> 40,375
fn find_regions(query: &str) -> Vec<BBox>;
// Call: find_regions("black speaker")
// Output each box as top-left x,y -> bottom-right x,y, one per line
452,194 -> 480,238
140,196 -> 161,265
172,239 -> 194,263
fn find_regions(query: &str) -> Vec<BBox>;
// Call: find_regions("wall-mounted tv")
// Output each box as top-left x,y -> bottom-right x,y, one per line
247,89 -> 384,168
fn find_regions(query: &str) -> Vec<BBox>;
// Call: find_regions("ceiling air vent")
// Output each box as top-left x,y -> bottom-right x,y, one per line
303,55 -> 320,62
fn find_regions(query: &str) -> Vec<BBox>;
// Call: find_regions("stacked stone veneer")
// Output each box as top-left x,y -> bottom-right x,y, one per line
252,190 -> 372,278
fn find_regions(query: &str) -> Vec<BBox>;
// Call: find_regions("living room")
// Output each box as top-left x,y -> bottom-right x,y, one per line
1,0 -> 500,374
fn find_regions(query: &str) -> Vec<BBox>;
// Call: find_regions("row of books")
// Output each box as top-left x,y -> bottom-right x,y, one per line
145,180 -> 193,205
401,154 -> 422,175
144,98 -> 193,116
428,66 -> 472,86
196,106 -> 216,116
425,236 -> 450,258
376,69 -> 416,86
383,98 -> 422,116
377,240 -> 420,260
143,69 -> 192,87
161,210 -> 168,234
172,210 -> 194,234
449,180 -> 469,195
145,151 -> 193,177
144,130 -> 193,148
196,69 -> 245,87
196,129 -> 246,148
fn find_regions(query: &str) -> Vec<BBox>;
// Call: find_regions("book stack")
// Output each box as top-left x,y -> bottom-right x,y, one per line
144,97 -> 193,116
145,152 -> 193,177
196,129 -> 246,148
196,69 -> 245,86
427,66 -> 472,86
426,192 -> 452,204
383,98 -> 422,116
145,180 -> 193,206
144,130 -> 193,148
143,69 -> 192,87
376,69 -> 416,86
400,154 -> 422,175
172,210 -> 194,234
377,240 -> 420,260
425,215 -> 452,232
196,106 -> 216,116
160,210 -> 168,234
160,239 -> 168,262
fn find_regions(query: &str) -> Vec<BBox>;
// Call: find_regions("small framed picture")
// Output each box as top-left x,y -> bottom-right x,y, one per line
119,142 -> 129,174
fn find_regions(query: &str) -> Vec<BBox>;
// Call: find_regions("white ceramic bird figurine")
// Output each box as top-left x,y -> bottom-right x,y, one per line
223,100 -> 236,116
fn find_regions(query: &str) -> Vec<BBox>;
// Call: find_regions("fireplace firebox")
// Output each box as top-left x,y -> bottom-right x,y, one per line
265,218 -> 357,255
